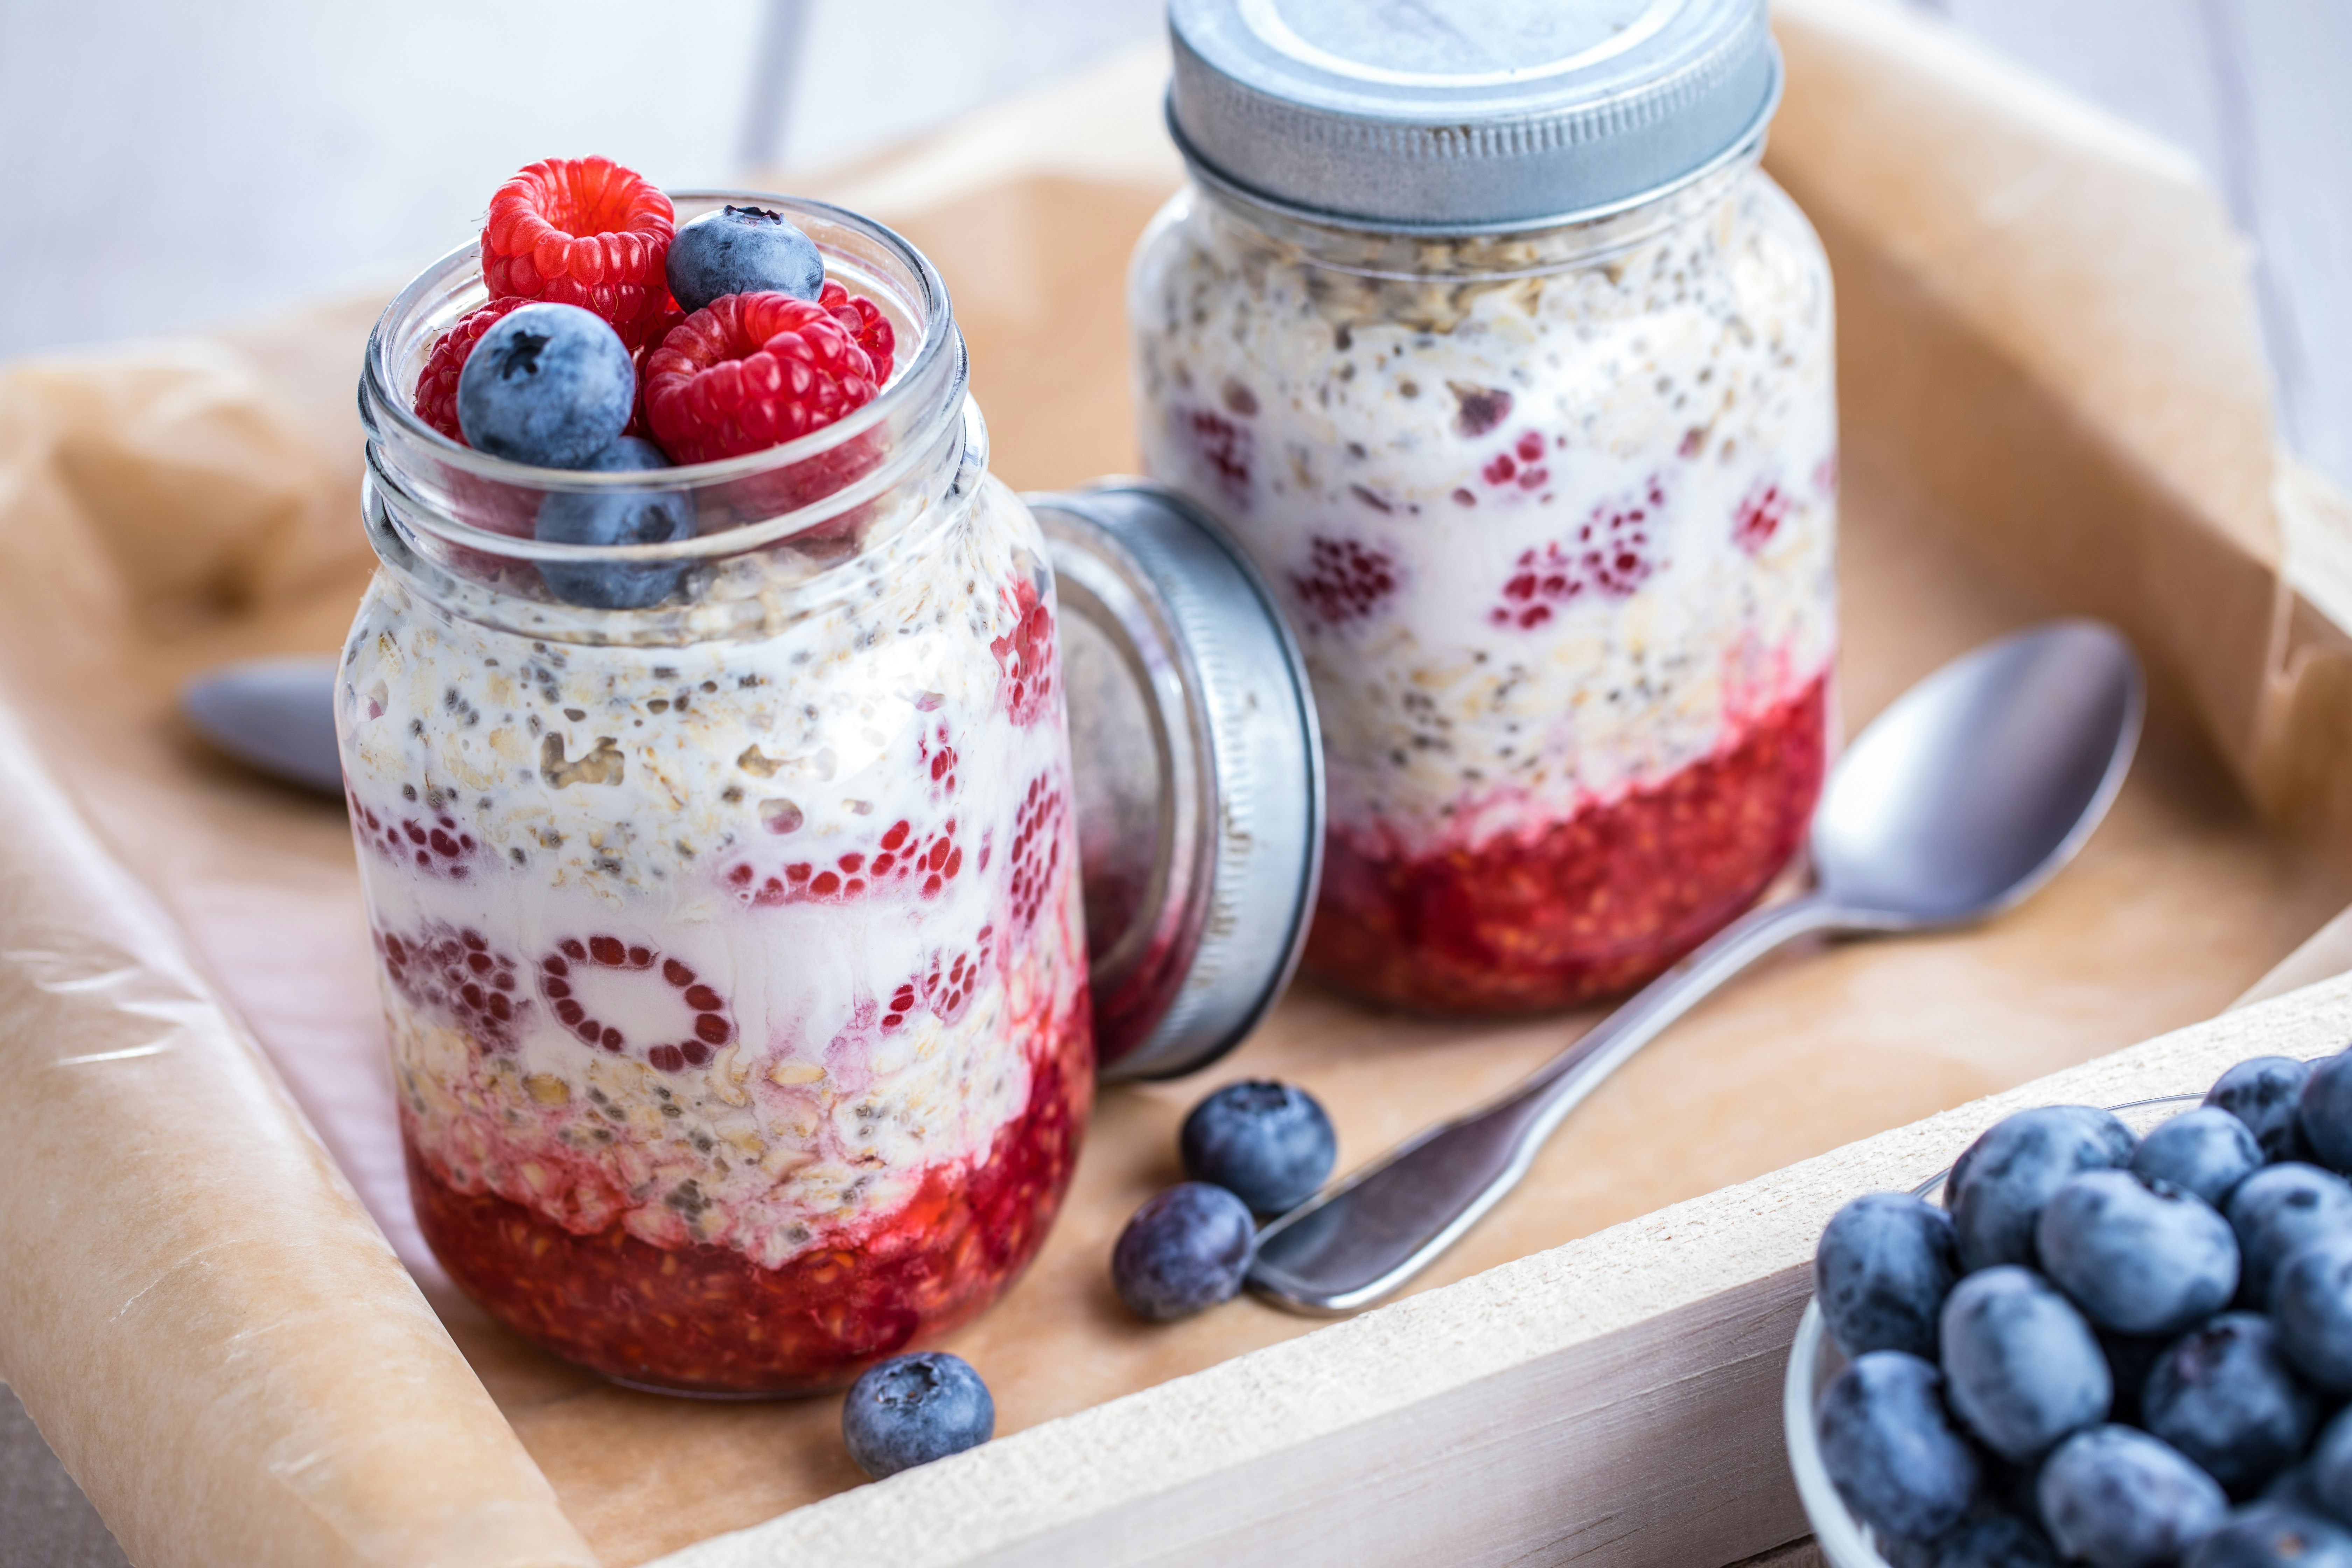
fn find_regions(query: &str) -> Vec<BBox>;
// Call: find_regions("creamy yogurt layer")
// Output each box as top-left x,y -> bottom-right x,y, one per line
1132,168 -> 1839,1013
339,473 -> 1090,1390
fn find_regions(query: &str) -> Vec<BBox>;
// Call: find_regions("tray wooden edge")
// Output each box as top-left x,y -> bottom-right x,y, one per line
647,973 -> 2352,1568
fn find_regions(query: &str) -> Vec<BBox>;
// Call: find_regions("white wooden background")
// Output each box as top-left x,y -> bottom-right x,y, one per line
1,2 -> 2348,1563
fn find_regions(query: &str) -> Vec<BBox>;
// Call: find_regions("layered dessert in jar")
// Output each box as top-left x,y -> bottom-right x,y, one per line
1133,0 -> 1838,1015
342,160 -> 1089,1394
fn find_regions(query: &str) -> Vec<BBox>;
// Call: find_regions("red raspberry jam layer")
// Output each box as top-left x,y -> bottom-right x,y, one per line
1306,673 -> 1829,1016
408,1003 -> 1091,1397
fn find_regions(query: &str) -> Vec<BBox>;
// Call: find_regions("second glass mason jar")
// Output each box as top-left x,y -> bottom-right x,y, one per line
343,196 -> 1090,1395
1132,0 -> 1840,1017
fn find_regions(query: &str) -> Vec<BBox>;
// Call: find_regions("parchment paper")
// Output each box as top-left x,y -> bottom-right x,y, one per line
2,2 -> 2350,1565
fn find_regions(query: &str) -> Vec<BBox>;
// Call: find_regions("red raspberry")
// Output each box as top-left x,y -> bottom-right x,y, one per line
643,288 -> 890,464
412,296 -> 530,443
482,156 -> 676,347
818,279 -> 895,385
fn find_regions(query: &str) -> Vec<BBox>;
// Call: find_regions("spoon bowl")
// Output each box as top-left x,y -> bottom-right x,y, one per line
1814,620 -> 2142,926
1249,619 -> 2145,1315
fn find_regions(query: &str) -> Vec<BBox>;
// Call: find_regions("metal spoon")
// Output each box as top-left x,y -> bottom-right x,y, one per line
1248,619 -> 2145,1316
181,654 -> 343,796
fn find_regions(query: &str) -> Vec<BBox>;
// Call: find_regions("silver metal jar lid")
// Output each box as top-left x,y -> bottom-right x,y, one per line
1167,0 -> 1781,231
1033,480 -> 1323,1082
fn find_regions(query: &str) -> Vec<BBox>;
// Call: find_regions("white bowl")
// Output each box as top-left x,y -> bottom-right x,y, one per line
1782,1092 -> 2209,1565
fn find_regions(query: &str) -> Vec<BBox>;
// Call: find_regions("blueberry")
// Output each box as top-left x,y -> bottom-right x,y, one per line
455,301 -> 635,468
1951,1106 -> 2137,1272
2039,1426 -> 2227,1568
1179,1079 -> 1338,1216
2311,1407 -> 2352,1524
2135,1109 -> 2266,1208
2184,1504 -> 2352,1568
2142,1313 -> 2318,1496
2274,1234 -> 2352,1392
839,1352 -> 994,1479
1923,1511 -> 2063,1567
2264,1461 -> 2330,1516
2037,1170 -> 2239,1337
1938,1266 -> 2110,1461
2304,1054 -> 2352,1175
1112,1182 -> 1256,1320
2225,1163 -> 2352,1308
2209,1057 -> 2315,1164
1816,1192 -> 1962,1361
1816,1350 -> 1981,1543
666,204 -> 825,314
533,437 -> 695,608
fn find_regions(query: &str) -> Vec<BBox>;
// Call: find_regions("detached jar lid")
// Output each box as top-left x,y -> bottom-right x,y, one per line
1167,0 -> 1781,231
1033,481 -> 1323,1082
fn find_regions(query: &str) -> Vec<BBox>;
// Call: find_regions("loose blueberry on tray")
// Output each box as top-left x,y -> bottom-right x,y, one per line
455,301 -> 635,468
1180,1079 -> 1337,1216
1811,1046 -> 2352,1564
840,1352 -> 995,1480
1112,1181 -> 1256,1321
534,436 -> 695,609
666,204 -> 827,313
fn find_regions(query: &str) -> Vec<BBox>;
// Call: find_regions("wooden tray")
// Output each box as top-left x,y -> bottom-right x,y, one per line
5,2 -> 2352,1565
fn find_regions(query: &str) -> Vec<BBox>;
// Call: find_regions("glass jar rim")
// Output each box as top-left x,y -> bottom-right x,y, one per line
1163,57 -> 1778,250
357,190 -> 967,571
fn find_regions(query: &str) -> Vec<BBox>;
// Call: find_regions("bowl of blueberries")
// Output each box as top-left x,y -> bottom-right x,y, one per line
1789,1051 -> 2352,1567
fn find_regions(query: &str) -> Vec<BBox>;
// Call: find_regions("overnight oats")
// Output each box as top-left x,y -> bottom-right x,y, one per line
342,161 -> 1089,1394
1134,0 -> 1838,1015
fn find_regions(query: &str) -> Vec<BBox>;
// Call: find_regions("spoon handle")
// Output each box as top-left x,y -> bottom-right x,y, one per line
1248,889 -> 1848,1315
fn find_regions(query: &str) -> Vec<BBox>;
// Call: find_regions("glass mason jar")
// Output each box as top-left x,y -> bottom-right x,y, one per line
1132,0 -> 1839,1016
342,195 -> 1091,1396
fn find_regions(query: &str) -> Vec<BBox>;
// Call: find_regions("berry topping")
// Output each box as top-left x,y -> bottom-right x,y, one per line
534,436 -> 695,609
666,205 -> 825,313
1733,479 -> 1792,555
1288,537 -> 1398,629
840,1352 -> 995,1479
1181,407 -> 1252,503
726,816 -> 965,908
1179,1080 -> 1337,1216
481,156 -> 676,347
990,576 -> 1057,727
1006,773 -> 1066,934
455,302 -> 635,468
376,922 -> 527,1051
536,936 -> 730,1069
642,288 -> 889,464
413,296 -> 530,443
1111,1182 -> 1256,1321
1487,480 -> 1666,629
